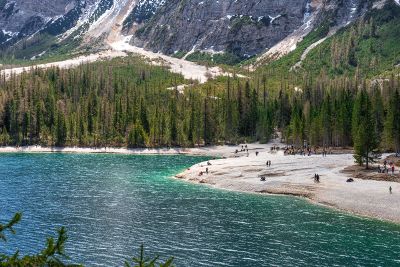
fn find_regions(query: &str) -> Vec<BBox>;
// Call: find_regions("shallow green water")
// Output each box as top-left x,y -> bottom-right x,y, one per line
0,153 -> 399,266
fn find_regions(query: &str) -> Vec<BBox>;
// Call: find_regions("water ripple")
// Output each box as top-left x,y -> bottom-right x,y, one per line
0,153 -> 399,266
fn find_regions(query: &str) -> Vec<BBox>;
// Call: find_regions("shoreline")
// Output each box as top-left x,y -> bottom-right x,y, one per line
174,144 -> 400,225
2,144 -> 399,224
0,145 -> 233,157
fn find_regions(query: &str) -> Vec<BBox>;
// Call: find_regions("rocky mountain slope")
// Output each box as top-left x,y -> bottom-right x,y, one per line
133,0 -> 311,58
0,0 -> 398,64
131,0 -> 382,59
0,0 -> 99,46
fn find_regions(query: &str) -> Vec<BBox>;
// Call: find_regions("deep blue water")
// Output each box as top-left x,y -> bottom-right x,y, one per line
0,153 -> 399,266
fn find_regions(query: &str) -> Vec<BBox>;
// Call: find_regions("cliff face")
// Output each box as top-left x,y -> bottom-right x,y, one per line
131,0 -> 381,58
132,0 -> 310,57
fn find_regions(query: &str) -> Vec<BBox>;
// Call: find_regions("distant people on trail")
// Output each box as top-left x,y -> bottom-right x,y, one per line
206,168 -> 209,174
389,186 -> 392,194
256,151 -> 259,156
207,161 -> 212,166
266,160 -> 271,167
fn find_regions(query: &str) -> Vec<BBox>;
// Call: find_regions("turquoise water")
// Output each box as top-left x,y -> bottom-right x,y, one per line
0,153 -> 399,266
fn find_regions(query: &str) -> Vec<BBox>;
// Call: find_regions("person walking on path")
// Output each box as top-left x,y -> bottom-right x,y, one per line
389,186 -> 392,194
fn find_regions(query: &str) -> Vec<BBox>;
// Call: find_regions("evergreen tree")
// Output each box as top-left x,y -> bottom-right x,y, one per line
56,111 -> 67,146
383,90 -> 400,152
352,89 -> 380,169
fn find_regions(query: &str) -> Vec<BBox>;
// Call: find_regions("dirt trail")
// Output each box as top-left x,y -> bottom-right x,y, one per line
0,51 -> 126,80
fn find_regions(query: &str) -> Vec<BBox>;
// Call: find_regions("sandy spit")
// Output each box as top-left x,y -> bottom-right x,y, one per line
175,143 -> 400,224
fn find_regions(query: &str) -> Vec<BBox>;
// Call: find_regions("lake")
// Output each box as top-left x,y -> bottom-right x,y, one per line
0,153 -> 399,266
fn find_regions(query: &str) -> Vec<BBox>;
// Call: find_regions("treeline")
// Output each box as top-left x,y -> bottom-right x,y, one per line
0,56 -> 277,148
0,56 -> 399,152
282,74 -> 400,151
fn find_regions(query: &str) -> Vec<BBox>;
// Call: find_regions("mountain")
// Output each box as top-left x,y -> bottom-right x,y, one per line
130,0 -> 376,60
0,0 -> 98,46
0,0 -> 399,153
0,0 -> 116,60
132,0 -> 312,59
0,0 -> 398,65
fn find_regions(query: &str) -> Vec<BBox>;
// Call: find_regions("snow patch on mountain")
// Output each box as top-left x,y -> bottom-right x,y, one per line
122,0 -> 166,30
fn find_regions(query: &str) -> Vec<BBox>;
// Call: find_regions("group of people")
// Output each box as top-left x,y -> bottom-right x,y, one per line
266,160 -> 272,167
270,146 -> 280,151
378,160 -> 397,174
235,145 -> 248,153
198,161 -> 212,176
284,145 -> 332,157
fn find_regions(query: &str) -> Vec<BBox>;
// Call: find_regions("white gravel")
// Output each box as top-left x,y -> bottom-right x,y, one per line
176,143 -> 400,224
